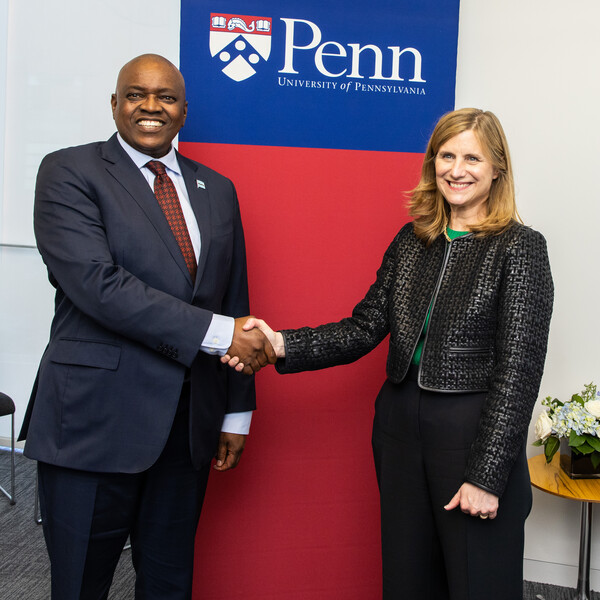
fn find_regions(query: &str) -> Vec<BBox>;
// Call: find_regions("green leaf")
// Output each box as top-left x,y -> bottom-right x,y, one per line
572,394 -> 584,405
545,396 -> 563,407
544,436 -> 560,462
586,437 -> 600,452
577,443 -> 595,455
592,453 -> 600,469
532,439 -> 544,447
569,431 -> 586,447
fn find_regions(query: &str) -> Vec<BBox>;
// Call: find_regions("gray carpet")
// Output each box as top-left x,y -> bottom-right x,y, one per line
0,449 -> 596,599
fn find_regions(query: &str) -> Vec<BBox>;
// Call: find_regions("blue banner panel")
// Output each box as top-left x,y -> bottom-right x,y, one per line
180,1 -> 460,153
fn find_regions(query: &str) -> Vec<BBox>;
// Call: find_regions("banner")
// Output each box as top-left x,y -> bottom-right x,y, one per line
181,2 -> 458,152
180,2 -> 459,598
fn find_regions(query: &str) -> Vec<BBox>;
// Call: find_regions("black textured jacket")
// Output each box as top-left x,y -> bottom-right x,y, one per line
276,221 -> 553,496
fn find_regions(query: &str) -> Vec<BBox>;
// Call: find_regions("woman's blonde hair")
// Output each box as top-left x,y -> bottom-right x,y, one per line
408,108 -> 520,244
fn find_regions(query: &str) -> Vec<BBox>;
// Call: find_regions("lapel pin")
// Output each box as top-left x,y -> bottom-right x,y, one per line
196,180 -> 206,189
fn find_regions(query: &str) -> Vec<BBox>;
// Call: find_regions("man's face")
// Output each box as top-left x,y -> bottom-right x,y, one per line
111,57 -> 188,158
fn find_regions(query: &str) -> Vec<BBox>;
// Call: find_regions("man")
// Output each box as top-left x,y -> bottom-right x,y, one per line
19,54 -> 273,599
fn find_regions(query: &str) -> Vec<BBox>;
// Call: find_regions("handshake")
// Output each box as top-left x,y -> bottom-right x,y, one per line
223,317 -> 285,375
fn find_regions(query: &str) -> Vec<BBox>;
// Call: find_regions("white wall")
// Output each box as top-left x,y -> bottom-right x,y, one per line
0,0 -> 7,193
1,0 -> 599,590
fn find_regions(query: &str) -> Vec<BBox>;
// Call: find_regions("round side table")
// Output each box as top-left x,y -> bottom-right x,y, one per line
529,453 -> 600,600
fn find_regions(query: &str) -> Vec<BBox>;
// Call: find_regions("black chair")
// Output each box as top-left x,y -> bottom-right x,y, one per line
0,392 -> 16,504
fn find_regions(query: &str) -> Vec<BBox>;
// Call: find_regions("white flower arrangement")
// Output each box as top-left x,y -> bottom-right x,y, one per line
533,382 -> 600,466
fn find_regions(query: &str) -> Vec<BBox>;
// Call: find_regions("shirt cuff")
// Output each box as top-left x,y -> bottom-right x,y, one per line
201,314 -> 234,356
221,411 -> 252,435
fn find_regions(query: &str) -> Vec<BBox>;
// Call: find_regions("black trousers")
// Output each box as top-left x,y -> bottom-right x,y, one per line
371,369 -> 532,600
37,388 -> 211,600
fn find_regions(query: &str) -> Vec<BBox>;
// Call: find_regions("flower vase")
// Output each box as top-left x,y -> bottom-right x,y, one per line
559,439 -> 600,479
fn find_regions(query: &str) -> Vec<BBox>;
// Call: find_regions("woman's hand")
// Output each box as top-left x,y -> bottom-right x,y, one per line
444,482 -> 499,519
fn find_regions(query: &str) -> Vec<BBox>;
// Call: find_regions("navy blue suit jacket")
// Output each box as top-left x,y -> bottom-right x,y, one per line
21,134 -> 255,473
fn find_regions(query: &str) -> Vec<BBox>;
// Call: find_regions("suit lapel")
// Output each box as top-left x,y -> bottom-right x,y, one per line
178,154 -> 212,293
100,136 -> 193,286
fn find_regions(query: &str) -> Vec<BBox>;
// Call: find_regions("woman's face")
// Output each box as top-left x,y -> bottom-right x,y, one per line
435,130 -> 498,222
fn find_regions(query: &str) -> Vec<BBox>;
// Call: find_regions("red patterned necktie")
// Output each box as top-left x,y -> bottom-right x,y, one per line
145,160 -> 197,282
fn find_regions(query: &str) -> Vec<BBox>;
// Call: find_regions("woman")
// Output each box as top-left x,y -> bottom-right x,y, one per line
227,108 -> 553,599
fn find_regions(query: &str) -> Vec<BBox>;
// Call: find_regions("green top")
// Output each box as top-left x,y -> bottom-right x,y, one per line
445,227 -> 469,241
411,228 -> 469,365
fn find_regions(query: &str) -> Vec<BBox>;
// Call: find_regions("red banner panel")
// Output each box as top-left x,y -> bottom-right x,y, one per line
181,142 -> 422,598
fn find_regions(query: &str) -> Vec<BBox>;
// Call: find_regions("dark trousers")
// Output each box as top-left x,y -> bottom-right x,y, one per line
37,391 -> 211,600
371,370 -> 532,600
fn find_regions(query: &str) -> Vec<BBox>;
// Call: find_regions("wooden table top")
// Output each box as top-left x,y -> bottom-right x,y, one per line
528,453 -> 600,503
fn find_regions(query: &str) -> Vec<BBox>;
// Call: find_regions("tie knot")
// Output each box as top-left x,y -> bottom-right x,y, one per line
146,160 -> 167,177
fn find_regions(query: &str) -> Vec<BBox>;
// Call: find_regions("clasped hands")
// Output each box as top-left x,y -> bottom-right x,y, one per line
224,317 -> 283,375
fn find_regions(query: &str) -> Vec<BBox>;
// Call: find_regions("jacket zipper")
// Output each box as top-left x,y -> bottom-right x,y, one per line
416,234 -> 472,383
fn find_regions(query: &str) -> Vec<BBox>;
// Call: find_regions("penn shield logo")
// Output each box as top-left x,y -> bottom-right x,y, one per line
210,14 -> 272,82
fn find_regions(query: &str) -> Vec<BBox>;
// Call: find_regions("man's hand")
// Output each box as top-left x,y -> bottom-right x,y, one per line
222,317 -> 285,372
213,432 -> 246,471
225,316 -> 276,375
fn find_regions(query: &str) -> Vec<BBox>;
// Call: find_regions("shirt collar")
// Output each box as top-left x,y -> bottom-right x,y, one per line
116,133 -> 182,176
